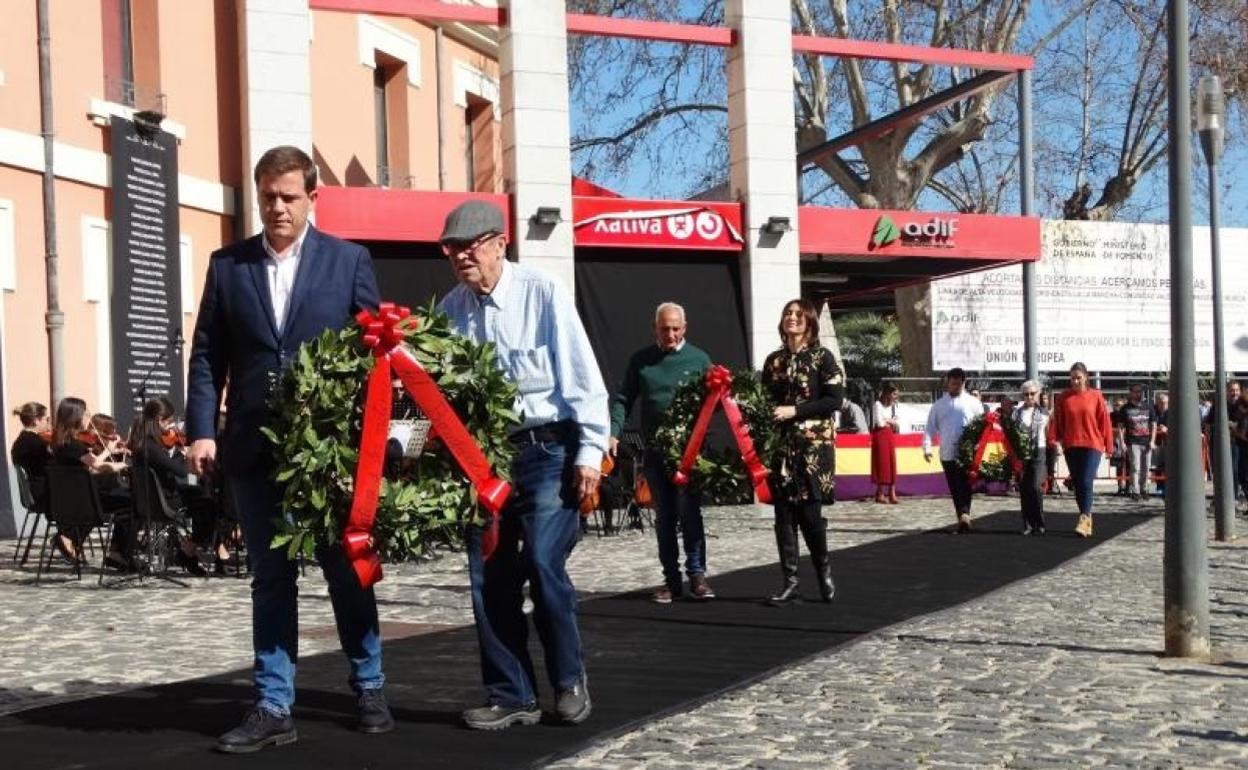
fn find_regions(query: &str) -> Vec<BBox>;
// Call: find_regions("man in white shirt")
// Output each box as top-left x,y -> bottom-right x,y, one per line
923,368 -> 982,532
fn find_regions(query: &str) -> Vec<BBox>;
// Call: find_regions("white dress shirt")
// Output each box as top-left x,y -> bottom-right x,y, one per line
923,391 -> 982,462
262,224 -> 308,333
439,260 -> 610,468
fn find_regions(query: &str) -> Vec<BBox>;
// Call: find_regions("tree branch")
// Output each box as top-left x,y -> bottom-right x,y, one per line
570,103 -> 728,151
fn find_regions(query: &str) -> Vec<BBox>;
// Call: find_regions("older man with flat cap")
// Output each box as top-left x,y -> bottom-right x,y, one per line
437,200 -> 609,730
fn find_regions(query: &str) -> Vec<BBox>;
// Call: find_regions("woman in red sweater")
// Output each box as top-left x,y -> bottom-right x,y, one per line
1047,362 -> 1115,536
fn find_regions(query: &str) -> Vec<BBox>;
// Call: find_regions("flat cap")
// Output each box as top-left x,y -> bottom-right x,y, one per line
439,200 -> 505,243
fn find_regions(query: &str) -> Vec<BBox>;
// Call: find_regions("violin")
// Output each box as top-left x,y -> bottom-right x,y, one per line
77,429 -> 106,453
36,429 -> 53,444
160,426 -> 187,450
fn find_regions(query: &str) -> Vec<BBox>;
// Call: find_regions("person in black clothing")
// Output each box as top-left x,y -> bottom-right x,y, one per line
131,397 -> 214,576
9,401 -> 81,562
1116,384 -> 1156,501
761,299 -> 844,605
49,397 -> 132,568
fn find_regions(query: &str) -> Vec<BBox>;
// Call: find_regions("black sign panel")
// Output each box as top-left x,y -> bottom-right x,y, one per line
109,116 -> 183,426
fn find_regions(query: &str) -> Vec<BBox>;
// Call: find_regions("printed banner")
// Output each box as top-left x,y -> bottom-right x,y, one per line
932,220 -> 1248,371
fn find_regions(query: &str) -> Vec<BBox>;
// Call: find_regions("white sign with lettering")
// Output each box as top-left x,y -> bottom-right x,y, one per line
932,220 -> 1248,372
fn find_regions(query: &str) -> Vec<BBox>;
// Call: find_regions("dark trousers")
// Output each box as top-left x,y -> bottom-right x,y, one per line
940,460 -> 973,516
1235,442 -> 1248,500
643,450 -> 706,587
1020,456 -> 1046,529
773,499 -> 828,566
1064,447 -> 1102,514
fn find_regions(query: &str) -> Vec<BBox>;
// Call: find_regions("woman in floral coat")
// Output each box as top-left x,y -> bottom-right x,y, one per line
760,298 -> 845,605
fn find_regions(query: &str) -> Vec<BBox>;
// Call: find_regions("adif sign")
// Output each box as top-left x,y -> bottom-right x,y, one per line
872,215 -> 958,248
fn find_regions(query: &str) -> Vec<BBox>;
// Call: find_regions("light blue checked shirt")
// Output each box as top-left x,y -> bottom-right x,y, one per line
439,260 -> 609,468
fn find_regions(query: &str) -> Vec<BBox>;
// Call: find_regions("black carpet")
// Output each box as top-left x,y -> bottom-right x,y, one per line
3,510 -> 1148,770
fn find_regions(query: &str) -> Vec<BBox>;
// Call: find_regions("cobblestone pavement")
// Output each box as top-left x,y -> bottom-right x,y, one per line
3,489 -> 1248,768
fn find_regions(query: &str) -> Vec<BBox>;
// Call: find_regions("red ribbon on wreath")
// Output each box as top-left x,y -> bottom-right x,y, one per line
966,410 -> 1024,487
671,365 -> 772,504
343,302 -> 512,588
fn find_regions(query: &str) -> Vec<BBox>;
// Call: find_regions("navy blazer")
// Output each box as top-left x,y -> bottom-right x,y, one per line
185,226 -> 380,471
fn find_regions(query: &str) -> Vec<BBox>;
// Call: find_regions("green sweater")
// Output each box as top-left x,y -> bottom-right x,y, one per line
610,342 -> 712,442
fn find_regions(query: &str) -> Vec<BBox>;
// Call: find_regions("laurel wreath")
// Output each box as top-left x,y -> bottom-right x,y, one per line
955,412 -> 1035,483
261,302 -> 520,562
650,369 -> 780,498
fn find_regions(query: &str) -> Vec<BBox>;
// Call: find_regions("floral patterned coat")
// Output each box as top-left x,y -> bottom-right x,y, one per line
761,344 -> 845,504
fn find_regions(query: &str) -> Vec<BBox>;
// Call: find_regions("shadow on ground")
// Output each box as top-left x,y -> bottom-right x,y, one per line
1,511 -> 1147,770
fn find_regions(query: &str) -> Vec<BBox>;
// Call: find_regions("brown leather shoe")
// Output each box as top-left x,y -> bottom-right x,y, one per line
689,574 -> 716,600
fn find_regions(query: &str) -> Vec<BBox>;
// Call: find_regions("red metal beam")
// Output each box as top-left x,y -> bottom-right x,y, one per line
792,35 -> 1033,72
308,0 -> 505,26
566,13 -> 734,46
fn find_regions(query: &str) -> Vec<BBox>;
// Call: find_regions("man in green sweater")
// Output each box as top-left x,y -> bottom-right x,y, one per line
609,302 -> 713,603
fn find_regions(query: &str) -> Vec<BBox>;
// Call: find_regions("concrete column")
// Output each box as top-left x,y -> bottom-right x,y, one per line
726,0 -> 801,368
236,0 -> 314,235
499,0 -> 575,292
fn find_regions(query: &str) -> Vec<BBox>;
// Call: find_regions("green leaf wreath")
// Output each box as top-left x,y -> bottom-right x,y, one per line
955,411 -> 1035,483
650,369 -> 780,495
261,301 -> 520,562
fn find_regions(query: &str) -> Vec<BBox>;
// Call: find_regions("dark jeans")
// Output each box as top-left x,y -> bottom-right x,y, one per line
467,434 -> 584,708
230,471 -> 384,716
940,460 -> 973,516
643,450 -> 706,587
1064,447 -> 1102,514
1235,442 -> 1248,499
1020,456 -> 1046,529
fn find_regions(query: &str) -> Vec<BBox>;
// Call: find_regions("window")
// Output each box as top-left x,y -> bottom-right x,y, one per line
373,53 -> 410,188
465,95 -> 495,193
374,66 -> 389,187
101,0 -> 162,111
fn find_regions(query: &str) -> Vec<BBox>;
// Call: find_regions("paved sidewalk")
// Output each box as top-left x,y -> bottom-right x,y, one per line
3,490 -> 1247,768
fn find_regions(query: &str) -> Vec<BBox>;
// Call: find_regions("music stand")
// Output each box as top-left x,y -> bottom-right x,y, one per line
129,331 -> 190,587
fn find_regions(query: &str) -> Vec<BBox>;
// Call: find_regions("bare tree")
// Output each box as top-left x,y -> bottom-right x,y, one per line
566,0 -> 1244,375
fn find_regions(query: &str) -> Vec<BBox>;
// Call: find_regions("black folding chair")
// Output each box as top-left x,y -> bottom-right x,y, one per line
40,466 -> 119,583
130,465 -> 194,587
12,466 -> 45,566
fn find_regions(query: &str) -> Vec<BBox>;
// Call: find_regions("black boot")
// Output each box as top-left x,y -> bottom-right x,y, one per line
807,519 -> 834,603
767,512 -> 800,606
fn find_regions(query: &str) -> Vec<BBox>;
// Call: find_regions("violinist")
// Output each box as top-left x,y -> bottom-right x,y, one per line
131,397 -> 214,576
49,397 -> 133,569
89,413 -> 131,462
9,401 -> 76,562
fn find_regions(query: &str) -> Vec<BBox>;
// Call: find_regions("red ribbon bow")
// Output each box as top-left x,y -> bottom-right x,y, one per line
966,410 -> 1024,487
344,302 -> 512,588
672,365 -> 772,504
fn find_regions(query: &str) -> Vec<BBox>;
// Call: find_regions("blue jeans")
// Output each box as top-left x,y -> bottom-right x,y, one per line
643,450 -> 706,587
229,471 -> 384,717
467,435 -> 584,708
1064,447 -> 1102,515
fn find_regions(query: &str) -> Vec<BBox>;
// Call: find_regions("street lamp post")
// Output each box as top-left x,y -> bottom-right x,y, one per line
1163,0 -> 1210,659
1196,74 -> 1234,543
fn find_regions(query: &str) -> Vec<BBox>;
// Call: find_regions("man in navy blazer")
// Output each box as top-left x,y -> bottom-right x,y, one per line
186,146 -> 391,753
